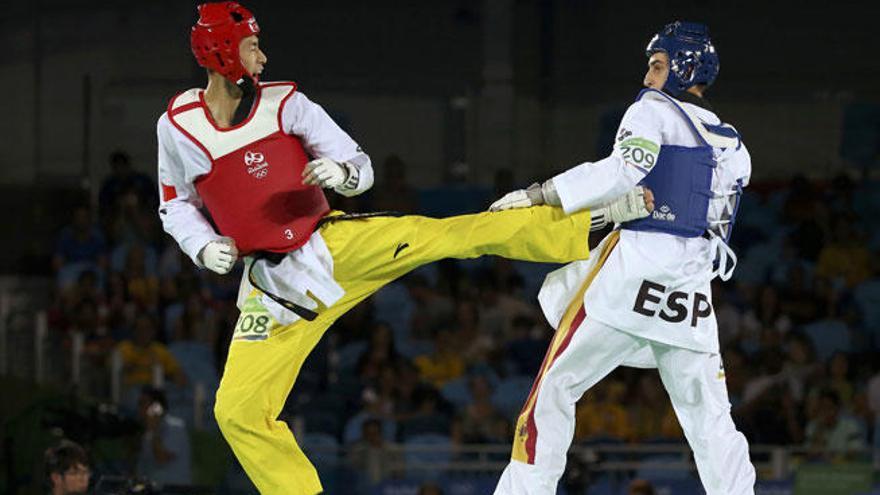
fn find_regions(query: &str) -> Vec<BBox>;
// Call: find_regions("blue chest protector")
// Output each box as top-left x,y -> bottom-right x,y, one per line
622,89 -> 739,238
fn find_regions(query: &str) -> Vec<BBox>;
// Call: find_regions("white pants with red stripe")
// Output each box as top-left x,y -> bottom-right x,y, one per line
494,315 -> 755,495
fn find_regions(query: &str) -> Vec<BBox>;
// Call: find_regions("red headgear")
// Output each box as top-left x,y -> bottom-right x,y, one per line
190,2 -> 260,84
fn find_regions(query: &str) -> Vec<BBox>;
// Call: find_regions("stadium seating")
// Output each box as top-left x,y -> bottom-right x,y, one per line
403,433 -> 452,474
491,376 -> 535,420
801,319 -> 852,361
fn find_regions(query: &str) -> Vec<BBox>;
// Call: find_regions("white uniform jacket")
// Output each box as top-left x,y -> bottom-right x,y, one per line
539,90 -> 751,356
156,83 -> 373,324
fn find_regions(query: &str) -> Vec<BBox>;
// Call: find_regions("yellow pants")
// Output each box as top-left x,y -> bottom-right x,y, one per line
214,206 -> 592,494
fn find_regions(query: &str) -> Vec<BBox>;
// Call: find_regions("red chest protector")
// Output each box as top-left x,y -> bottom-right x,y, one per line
167,82 -> 330,255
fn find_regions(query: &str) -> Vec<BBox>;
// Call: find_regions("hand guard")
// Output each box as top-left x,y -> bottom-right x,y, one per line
302,157 -> 348,189
590,186 -> 652,231
488,183 -> 545,212
199,238 -> 238,275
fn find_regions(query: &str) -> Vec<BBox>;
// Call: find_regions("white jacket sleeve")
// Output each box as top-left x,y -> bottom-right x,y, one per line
156,114 -> 223,267
550,100 -> 663,214
281,91 -> 374,196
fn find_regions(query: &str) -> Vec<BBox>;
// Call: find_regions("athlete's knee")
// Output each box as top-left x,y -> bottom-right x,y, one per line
213,393 -> 237,434
539,367 -> 580,405
214,388 -> 258,436
704,404 -> 738,434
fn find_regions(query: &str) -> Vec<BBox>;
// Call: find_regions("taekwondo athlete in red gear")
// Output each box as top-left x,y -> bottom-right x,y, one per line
490,22 -> 756,495
156,3 -> 656,493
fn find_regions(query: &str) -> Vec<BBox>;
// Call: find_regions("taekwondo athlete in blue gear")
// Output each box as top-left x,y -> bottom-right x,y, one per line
489,21 -> 756,495
629,22 -> 742,248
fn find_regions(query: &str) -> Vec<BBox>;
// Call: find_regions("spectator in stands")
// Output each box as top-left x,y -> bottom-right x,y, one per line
345,385 -> 397,446
826,173 -> 857,216
628,479 -> 656,495
116,313 -> 185,391
99,150 -> 158,218
136,386 -> 192,485
741,286 -> 792,342
483,257 -> 523,296
357,366 -> 398,427
348,418 -> 401,485
373,154 -> 419,213
33,155 -> 880,491
714,281 -> 745,346
53,204 -> 107,287
824,352 -> 855,407
781,175 -> 826,263
202,268 -> 241,302
394,359 -> 432,421
357,322 -> 399,384
816,215 -> 871,288
68,298 -> 108,345
170,293 -> 214,343
104,271 -> 138,341
506,315 -> 550,377
45,440 -> 91,495
779,333 -> 821,404
407,274 -> 454,340
159,268 -> 202,334
69,270 -> 103,307
414,329 -> 465,388
417,482 -> 444,495
737,350 -> 804,444
804,388 -> 866,460
157,239 -> 187,280
451,300 -> 494,366
776,264 -> 824,325
813,275 -> 845,320
868,365 -> 880,417
168,296 -> 220,426
398,386 -> 450,439
723,347 -> 750,408
69,298 -> 115,396
490,417 -> 514,445
627,373 -> 682,442
49,269 -> 97,334
101,153 -> 161,248
868,366 -> 880,463
574,379 -> 631,442
458,375 -> 504,443
473,276 -> 535,342
121,244 -> 159,311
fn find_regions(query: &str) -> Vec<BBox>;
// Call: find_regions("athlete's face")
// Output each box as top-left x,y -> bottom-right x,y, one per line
51,463 -> 90,494
239,35 -> 267,78
643,52 -> 669,90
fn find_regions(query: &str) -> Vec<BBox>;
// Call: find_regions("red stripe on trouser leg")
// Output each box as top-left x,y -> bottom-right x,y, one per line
518,329 -> 562,419
525,305 -> 587,464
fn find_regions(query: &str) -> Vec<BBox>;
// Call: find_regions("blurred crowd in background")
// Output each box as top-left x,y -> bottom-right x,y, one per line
31,149 -> 880,492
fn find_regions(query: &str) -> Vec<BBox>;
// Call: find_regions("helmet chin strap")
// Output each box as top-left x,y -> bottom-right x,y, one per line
237,76 -> 257,97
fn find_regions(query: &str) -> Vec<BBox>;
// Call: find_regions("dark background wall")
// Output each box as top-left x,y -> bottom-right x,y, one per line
2,0 -> 877,183
0,0 -> 878,272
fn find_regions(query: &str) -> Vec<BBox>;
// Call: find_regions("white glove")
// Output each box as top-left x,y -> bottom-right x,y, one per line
302,157 -> 348,189
590,186 -> 653,230
198,238 -> 238,275
489,183 -> 546,212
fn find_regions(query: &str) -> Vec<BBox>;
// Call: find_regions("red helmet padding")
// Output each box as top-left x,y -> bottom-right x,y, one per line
190,2 -> 260,84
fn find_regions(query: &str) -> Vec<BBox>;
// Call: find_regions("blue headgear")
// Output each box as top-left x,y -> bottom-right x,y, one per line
646,21 -> 719,97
